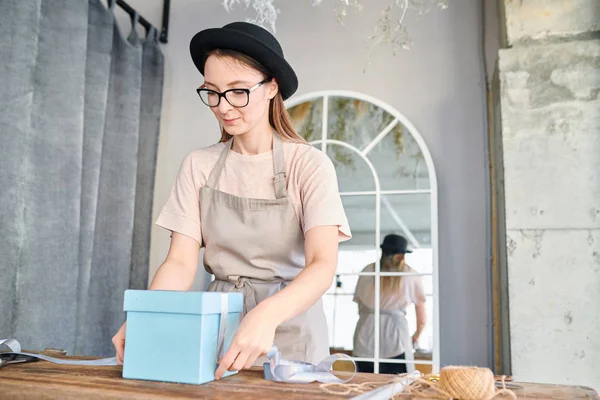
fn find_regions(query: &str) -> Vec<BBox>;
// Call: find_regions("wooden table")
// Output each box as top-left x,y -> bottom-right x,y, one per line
0,359 -> 598,399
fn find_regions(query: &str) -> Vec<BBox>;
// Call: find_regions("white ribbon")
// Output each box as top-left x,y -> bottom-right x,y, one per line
263,345 -> 357,384
216,293 -> 228,361
0,338 -> 117,366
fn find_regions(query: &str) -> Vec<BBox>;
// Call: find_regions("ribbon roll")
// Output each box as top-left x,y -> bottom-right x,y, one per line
264,345 -> 357,384
0,338 -> 117,366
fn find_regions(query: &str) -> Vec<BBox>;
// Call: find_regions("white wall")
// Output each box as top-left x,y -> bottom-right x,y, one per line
119,0 -> 493,368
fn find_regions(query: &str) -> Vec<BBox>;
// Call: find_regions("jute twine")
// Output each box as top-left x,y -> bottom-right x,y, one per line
320,366 -> 518,399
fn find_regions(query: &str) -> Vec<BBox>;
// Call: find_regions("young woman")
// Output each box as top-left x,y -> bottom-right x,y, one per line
352,234 -> 427,374
112,22 -> 351,379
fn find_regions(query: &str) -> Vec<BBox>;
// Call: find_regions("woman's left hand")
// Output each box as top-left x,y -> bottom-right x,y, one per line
215,306 -> 278,380
412,334 -> 419,349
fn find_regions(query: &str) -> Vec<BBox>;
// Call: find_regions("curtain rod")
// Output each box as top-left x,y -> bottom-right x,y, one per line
111,0 -> 170,43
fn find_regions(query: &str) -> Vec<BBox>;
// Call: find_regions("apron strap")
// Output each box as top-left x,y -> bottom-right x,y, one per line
205,139 -> 233,189
272,133 -> 287,199
205,133 -> 288,200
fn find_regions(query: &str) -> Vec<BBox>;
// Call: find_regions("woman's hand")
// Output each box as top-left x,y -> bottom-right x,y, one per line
110,233 -> 200,366
412,300 -> 427,350
214,226 -> 339,380
214,306 -> 278,380
412,333 -> 419,349
112,322 -> 127,365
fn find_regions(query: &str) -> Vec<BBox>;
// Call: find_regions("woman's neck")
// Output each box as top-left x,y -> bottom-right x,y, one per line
230,128 -> 274,155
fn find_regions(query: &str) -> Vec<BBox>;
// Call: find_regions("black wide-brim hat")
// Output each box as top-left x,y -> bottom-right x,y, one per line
189,22 -> 298,100
381,234 -> 412,254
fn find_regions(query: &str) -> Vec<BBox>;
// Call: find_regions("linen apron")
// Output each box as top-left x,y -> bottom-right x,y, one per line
353,305 -> 415,372
200,133 -> 329,365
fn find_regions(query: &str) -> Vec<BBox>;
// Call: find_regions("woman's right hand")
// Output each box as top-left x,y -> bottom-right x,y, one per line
112,322 -> 127,365
109,233 -> 199,366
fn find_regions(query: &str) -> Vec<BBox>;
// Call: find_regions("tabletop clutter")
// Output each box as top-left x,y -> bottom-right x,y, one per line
1,289 -> 523,399
320,367 -> 518,399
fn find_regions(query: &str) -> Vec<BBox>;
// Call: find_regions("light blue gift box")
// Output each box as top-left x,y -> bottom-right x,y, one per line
122,289 -> 243,385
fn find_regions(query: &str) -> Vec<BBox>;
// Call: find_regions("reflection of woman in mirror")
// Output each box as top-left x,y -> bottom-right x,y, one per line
352,234 -> 427,374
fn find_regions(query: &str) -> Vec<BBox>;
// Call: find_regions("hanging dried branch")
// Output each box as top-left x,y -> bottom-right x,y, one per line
221,0 -> 448,70
222,0 -> 279,32
362,0 -> 448,71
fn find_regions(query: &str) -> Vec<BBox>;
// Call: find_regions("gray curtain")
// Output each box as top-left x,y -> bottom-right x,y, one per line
0,0 -> 41,348
0,0 -> 164,357
130,26 -> 164,292
75,0 -> 114,354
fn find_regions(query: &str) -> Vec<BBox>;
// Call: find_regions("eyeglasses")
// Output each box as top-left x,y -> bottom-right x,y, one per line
196,79 -> 269,108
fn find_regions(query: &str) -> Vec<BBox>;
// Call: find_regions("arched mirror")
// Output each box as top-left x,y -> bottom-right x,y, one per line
286,91 -> 439,374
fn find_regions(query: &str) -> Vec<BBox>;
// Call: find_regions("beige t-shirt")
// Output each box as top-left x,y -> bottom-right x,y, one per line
353,263 -> 426,310
156,140 -> 352,246
352,263 -> 425,358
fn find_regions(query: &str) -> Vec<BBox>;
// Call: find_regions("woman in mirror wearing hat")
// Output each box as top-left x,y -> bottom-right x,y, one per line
352,234 -> 427,374
112,22 -> 351,379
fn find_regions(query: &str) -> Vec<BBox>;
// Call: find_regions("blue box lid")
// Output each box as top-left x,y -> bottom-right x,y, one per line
123,290 -> 243,315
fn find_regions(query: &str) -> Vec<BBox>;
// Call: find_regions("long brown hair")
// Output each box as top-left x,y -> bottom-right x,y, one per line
380,253 -> 406,296
205,49 -> 306,144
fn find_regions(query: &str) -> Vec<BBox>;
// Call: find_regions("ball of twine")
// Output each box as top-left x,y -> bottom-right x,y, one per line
320,366 -> 517,400
437,366 -> 496,400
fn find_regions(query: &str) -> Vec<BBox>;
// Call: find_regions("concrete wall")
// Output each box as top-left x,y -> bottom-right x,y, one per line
498,0 -> 600,389
503,0 -> 600,44
118,0 -> 494,368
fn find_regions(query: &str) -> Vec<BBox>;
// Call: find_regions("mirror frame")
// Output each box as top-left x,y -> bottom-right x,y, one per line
286,90 -> 440,373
